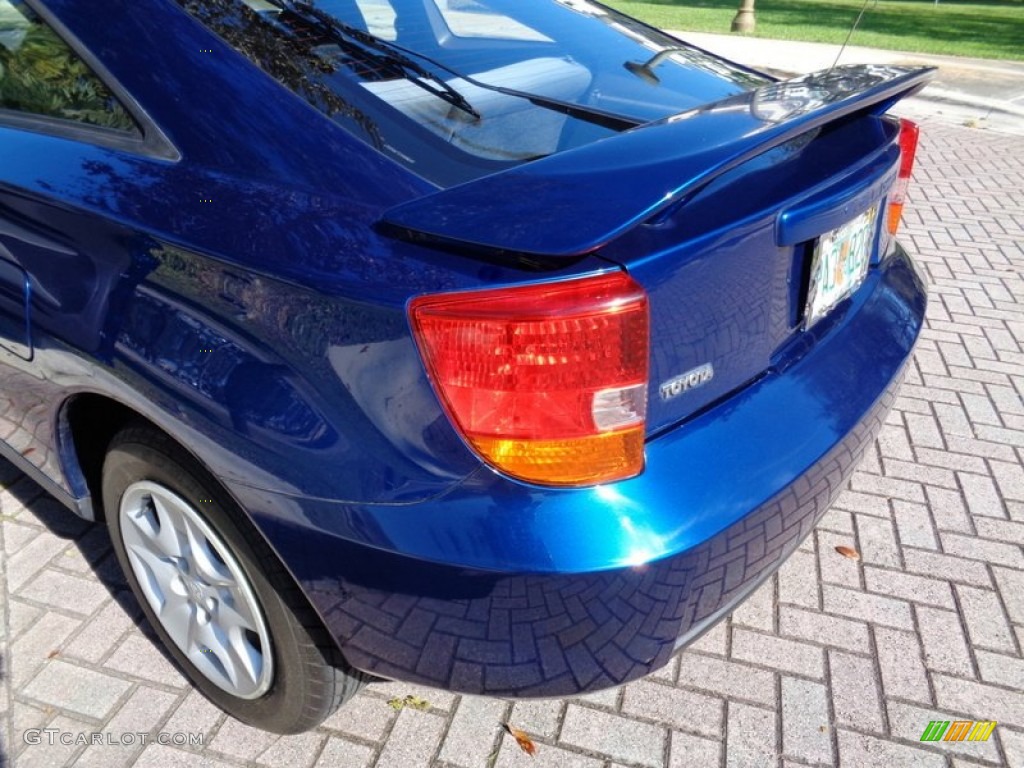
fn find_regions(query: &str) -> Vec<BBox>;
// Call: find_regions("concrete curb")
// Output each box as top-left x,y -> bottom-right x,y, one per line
667,30 -> 1024,122
920,86 -> 1024,119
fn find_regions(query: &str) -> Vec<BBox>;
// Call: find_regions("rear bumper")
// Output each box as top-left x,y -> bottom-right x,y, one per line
230,243 -> 925,696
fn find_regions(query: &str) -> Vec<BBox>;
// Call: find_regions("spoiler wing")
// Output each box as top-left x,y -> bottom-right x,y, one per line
380,64 -> 935,258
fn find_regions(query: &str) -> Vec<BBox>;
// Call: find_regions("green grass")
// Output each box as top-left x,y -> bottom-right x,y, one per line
601,0 -> 1024,60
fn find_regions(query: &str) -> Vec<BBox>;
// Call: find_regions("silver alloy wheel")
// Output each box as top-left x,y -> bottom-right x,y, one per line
118,481 -> 273,699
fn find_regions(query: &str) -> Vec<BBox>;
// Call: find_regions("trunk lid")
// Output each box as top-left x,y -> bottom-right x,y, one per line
383,64 -> 934,436
381,65 -> 933,256
605,112 -> 906,433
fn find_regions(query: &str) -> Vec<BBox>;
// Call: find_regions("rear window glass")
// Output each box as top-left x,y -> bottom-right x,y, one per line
0,0 -> 137,132
177,0 -> 765,186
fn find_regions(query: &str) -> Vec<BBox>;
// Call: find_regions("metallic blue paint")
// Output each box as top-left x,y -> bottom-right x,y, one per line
0,0 -> 928,701
225,245 -> 924,693
777,144 -> 899,247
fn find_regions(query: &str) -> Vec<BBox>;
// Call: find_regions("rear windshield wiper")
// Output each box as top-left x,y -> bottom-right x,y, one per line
384,38 -> 643,133
262,0 -> 481,120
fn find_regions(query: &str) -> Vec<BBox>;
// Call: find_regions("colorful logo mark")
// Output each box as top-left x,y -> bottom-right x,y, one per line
920,721 -> 997,742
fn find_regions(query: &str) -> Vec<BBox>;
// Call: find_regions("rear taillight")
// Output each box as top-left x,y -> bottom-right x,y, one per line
887,118 -> 920,235
409,272 -> 649,487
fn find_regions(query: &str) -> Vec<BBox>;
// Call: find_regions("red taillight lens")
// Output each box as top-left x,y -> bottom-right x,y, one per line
409,271 -> 649,486
887,118 -> 920,235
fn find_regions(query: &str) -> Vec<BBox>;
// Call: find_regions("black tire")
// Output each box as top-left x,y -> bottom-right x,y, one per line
102,423 -> 363,733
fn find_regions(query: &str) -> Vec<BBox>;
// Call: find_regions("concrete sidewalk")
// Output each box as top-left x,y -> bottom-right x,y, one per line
670,31 -> 1024,135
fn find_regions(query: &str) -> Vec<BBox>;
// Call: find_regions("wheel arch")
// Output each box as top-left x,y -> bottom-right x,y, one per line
57,391 -> 365,675
58,392 -> 138,521
100,420 -> 368,729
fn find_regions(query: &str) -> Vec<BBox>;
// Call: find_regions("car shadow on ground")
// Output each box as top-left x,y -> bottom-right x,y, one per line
0,460 -> 189,743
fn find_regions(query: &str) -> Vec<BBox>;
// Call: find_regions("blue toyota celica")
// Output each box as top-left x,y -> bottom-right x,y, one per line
0,0 -> 930,733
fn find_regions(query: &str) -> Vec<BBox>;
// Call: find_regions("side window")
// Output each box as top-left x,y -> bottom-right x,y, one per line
0,0 -> 137,132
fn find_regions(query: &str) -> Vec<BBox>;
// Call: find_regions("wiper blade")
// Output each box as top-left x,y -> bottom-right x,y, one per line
263,0 -> 481,120
496,89 -> 641,132
380,40 -> 643,132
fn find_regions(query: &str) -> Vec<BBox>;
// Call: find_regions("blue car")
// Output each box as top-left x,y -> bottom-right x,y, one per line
0,0 -> 930,733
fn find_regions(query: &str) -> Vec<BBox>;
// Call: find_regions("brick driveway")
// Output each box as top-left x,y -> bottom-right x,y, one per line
1,114 -> 1023,768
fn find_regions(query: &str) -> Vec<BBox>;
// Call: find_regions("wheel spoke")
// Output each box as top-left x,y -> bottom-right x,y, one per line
126,540 -> 178,592
179,514 -> 233,587
122,500 -> 169,559
188,613 -> 235,681
159,587 -> 194,650
149,494 -> 187,560
214,595 -> 259,636
222,628 -> 263,691
189,617 -> 260,691
186,607 -> 212,650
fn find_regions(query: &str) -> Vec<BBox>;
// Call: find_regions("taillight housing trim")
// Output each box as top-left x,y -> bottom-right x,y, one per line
409,271 -> 650,487
887,118 -> 920,235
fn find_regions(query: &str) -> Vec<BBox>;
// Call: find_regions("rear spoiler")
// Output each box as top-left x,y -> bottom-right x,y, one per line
380,64 -> 935,258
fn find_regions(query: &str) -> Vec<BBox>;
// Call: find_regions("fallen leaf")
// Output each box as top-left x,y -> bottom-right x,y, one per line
502,723 -> 537,756
46,650 -> 59,659
387,694 -> 431,711
406,695 -> 430,711
834,545 -> 860,560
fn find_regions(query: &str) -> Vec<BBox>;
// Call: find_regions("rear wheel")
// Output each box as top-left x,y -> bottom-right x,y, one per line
102,423 -> 362,733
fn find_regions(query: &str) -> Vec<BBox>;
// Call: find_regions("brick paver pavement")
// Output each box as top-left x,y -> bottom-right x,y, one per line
1,112 -> 1022,768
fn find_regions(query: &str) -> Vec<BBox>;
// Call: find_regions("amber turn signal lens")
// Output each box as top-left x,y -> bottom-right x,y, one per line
473,427 -> 646,487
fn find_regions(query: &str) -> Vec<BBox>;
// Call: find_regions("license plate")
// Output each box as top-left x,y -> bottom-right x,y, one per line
805,205 -> 878,326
